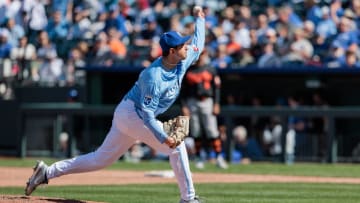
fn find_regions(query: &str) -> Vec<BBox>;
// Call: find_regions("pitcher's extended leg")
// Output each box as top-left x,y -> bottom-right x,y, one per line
47,126 -> 135,179
139,129 -> 195,201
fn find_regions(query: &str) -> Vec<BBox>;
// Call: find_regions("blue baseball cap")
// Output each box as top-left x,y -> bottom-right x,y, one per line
159,31 -> 191,51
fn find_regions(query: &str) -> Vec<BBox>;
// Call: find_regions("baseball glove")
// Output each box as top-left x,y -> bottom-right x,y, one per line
163,116 -> 190,147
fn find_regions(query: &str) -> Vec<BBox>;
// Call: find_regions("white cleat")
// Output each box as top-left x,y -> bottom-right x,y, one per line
180,196 -> 203,203
25,160 -> 49,196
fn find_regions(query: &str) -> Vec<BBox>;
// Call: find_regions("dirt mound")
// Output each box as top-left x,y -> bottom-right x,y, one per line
0,195 -> 103,203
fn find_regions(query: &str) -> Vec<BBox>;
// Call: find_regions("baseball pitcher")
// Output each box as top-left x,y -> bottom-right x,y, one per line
25,5 -> 205,203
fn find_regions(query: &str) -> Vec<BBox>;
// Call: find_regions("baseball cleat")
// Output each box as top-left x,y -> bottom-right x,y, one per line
25,160 -> 49,196
179,196 -> 203,203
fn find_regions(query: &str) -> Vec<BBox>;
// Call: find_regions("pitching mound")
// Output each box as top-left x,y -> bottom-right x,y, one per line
0,195 -> 103,203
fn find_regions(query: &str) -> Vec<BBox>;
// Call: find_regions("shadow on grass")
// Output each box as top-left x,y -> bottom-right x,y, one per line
0,195 -> 102,203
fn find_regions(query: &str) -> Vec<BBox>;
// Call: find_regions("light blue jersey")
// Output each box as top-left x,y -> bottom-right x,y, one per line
125,17 -> 205,143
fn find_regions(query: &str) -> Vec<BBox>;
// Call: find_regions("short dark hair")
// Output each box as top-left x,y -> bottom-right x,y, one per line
161,44 -> 184,57
162,50 -> 170,57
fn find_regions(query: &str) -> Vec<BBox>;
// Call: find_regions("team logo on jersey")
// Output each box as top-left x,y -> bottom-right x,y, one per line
166,83 -> 179,97
192,45 -> 199,52
143,95 -> 152,106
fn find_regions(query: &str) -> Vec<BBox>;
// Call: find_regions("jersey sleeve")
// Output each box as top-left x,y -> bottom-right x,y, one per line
182,17 -> 206,69
138,75 -> 168,143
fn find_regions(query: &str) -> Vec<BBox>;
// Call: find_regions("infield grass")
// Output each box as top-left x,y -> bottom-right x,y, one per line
1,158 -> 360,202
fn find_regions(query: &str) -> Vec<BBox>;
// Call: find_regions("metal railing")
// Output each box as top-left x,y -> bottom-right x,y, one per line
18,102 -> 360,163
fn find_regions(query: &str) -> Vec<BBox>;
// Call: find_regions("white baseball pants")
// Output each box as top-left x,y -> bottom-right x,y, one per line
46,99 -> 195,201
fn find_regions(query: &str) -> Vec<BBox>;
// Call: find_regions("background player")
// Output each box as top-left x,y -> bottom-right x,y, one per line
25,6 -> 205,203
181,50 -> 228,169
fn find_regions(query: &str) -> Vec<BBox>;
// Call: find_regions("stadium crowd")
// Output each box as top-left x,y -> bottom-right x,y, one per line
0,0 -> 360,95
2,0 -> 356,164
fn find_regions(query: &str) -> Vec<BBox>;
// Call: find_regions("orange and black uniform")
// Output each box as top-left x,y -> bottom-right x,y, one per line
181,62 -> 222,158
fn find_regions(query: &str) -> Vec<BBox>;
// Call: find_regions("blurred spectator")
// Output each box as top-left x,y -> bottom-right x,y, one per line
46,10 -> 69,42
316,6 -> 337,40
0,29 -> 12,59
134,16 -> 162,47
67,7 -> 92,41
232,125 -> 264,164
24,0 -> 48,44
331,17 -> 358,52
263,117 -> 282,161
5,18 -> 25,47
226,30 -> 241,57
10,36 -> 37,83
182,16 -> 195,35
257,41 -> 281,68
211,44 -> 233,69
269,5 -> 302,33
0,0 -> 360,90
234,20 -> 251,49
133,0 -> 155,34
36,31 -> 64,85
264,28 -> 278,45
305,0 -> 323,26
46,10 -> 70,59
89,11 -> 108,37
350,0 -> 360,28
169,13 -> 182,32
0,0 -> 22,26
153,1 -> 178,31
233,48 -> 255,68
76,0 -> 104,22
107,27 -> 127,60
87,31 -> 115,66
275,24 -> 291,57
220,6 -> 236,35
255,14 -> 271,42
282,28 -> 314,64
330,0 -> 344,26
77,41 -> 90,59
203,5 -> 218,29
248,29 -> 262,59
0,1 -> 6,26
65,47 -> 86,86
343,49 -> 360,68
51,0 -> 73,21
324,42 -> 345,68
303,20 -> 316,40
204,29 -> 218,59
266,6 -> 278,23
104,5 -> 128,38
238,5 -> 252,25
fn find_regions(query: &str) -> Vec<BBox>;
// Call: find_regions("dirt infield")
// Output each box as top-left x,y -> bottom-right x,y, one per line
1,166 -> 360,202
0,195 -> 104,203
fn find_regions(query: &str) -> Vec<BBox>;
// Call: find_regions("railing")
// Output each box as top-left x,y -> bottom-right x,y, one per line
18,102 -> 360,163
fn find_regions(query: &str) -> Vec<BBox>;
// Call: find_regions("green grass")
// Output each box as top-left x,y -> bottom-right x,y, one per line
1,158 -> 360,202
1,157 -> 360,177
1,183 -> 360,203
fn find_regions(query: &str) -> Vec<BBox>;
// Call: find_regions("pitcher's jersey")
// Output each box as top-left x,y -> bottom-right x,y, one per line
125,17 -> 205,143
